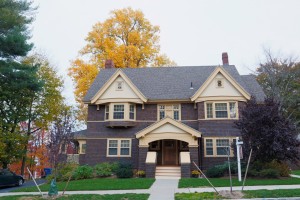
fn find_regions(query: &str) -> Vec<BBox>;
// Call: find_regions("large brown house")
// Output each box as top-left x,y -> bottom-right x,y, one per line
73,53 -> 265,178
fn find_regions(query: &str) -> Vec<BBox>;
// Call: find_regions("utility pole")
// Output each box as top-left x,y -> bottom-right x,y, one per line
236,137 -> 243,182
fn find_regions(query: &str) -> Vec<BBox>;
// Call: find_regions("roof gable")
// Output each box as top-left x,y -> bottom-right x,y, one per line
136,117 -> 201,139
91,69 -> 147,104
191,66 -> 251,101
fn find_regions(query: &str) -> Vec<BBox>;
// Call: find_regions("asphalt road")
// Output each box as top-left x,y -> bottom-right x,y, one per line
0,179 -> 46,193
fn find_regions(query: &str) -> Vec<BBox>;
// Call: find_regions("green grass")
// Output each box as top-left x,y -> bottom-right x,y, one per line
244,189 -> 300,198
291,170 -> 300,175
11,178 -> 155,192
175,192 -> 223,200
0,194 -> 149,200
179,177 -> 300,188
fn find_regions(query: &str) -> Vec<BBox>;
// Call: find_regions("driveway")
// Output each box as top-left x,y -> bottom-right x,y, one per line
0,179 -> 46,193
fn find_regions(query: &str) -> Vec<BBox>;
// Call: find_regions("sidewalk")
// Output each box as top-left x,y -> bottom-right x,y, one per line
2,180 -> 300,199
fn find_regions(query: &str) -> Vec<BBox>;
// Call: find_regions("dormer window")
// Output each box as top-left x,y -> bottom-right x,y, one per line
116,81 -> 123,90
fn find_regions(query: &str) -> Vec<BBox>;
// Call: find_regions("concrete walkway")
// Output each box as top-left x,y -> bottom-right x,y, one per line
149,178 -> 179,200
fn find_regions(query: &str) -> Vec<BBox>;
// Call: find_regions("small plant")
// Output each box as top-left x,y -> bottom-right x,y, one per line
94,162 -> 114,177
206,166 -> 225,178
191,170 -> 200,178
136,170 -> 146,178
73,165 -> 94,180
116,162 -> 133,178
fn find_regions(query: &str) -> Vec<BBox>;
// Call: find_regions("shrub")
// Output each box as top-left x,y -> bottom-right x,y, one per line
73,165 -> 94,180
266,160 -> 290,177
94,162 -> 114,177
46,163 -> 78,182
136,170 -> 146,178
116,162 -> 133,178
259,168 -> 280,178
206,166 -> 225,178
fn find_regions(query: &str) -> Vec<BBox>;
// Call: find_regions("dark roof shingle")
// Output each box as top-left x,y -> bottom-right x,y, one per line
84,65 -> 265,102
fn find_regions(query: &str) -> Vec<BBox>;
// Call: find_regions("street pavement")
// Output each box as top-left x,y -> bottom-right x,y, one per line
0,179 -> 46,193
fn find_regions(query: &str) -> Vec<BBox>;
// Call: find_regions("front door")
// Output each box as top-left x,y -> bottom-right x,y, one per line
163,140 -> 177,165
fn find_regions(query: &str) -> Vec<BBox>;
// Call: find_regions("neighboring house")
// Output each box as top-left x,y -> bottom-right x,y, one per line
72,53 -> 265,178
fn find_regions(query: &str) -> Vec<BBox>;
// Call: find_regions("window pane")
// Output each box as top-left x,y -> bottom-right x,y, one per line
159,111 -> 165,120
109,148 -> 118,155
114,105 -> 124,111
109,140 -> 118,147
206,148 -> 213,155
121,140 -> 130,147
174,110 -> 179,120
120,148 -> 129,155
173,105 -> 179,110
216,139 -> 229,146
206,103 -> 213,118
81,144 -> 86,154
129,105 -> 134,120
217,147 -> 229,155
215,103 -> 227,111
230,102 -> 236,118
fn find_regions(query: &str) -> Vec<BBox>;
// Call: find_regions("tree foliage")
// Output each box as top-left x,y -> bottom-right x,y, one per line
256,50 -> 300,124
68,7 -> 175,121
235,97 -> 300,163
0,0 -> 38,168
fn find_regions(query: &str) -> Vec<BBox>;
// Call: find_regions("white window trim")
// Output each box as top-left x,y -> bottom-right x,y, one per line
78,140 -> 86,154
204,137 -> 235,157
204,101 -> 238,119
107,139 -> 132,157
157,104 -> 181,121
104,103 -> 136,121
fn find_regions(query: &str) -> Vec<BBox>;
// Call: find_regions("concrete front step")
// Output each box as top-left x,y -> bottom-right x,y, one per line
155,166 -> 181,178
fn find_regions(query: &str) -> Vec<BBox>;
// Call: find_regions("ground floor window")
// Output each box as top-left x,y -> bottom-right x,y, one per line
107,139 -> 131,157
204,137 -> 235,157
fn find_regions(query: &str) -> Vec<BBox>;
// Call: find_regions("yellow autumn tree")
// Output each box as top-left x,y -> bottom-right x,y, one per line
69,7 -> 175,121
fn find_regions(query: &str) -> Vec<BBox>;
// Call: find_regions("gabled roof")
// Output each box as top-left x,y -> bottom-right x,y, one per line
190,66 -> 251,101
90,69 -> 147,103
136,117 -> 201,139
84,65 -> 265,102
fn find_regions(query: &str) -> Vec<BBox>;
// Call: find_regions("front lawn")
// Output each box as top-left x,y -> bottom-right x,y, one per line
175,189 -> 300,199
179,177 -> 300,188
291,170 -> 300,176
0,194 -> 149,200
11,178 -> 155,192
175,192 -> 223,200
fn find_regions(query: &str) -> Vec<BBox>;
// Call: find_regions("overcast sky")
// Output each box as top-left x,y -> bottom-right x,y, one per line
30,0 -> 300,104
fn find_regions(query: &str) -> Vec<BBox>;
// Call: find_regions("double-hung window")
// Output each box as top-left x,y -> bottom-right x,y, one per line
205,138 -> 233,157
205,102 -> 237,119
158,104 -> 180,120
129,104 -> 135,120
113,105 -> 124,119
107,139 -> 131,157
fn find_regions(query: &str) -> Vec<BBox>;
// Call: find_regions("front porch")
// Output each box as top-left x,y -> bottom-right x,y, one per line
135,117 -> 201,178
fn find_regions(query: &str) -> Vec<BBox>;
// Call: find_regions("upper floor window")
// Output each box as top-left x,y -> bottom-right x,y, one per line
113,105 -> 124,119
105,103 -> 135,121
205,102 -> 237,119
158,104 -> 181,120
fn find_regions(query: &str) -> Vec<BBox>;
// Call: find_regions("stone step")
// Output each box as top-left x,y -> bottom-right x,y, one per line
155,166 -> 181,178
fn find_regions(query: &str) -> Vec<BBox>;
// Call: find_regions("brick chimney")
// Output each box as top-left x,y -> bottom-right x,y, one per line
105,59 -> 114,69
222,52 -> 229,65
